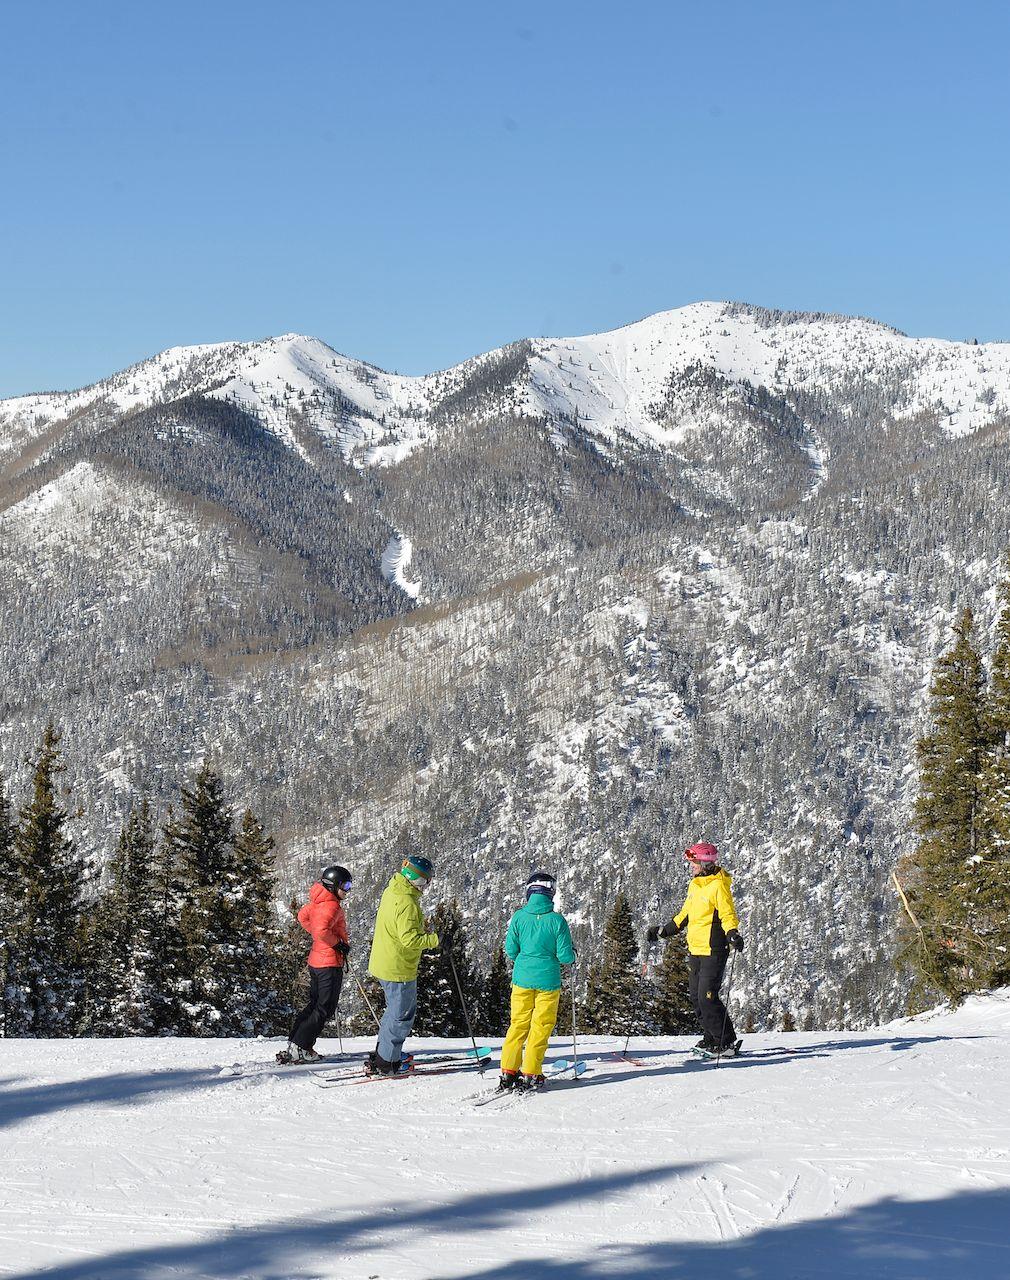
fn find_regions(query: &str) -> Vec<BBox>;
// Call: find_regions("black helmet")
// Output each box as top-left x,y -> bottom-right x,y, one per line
320,865 -> 352,894
526,870 -> 556,899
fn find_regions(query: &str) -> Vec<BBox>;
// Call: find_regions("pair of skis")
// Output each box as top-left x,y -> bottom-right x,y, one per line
310,1045 -> 493,1088
690,1039 -> 744,1061
471,1058 -> 588,1108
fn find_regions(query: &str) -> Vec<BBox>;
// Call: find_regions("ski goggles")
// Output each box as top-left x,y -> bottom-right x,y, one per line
338,877 -> 353,892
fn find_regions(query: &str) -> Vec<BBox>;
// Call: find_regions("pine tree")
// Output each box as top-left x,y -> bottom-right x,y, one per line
973,556 -> 1010,987
581,892 -> 656,1035
0,774 -> 22,1037
231,809 -> 289,1033
145,810 -> 190,1034
164,760 -> 243,1034
8,724 -> 88,1035
651,935 -> 696,1034
476,948 -> 512,1036
898,610 -> 988,1004
85,800 -> 163,1035
413,900 -> 475,1036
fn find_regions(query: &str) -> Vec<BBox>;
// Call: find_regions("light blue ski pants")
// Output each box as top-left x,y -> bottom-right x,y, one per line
377,979 -> 417,1064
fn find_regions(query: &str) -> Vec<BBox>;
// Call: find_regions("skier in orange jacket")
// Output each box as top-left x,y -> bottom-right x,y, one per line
278,864 -> 352,1064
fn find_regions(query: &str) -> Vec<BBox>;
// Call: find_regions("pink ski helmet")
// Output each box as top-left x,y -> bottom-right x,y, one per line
685,842 -> 719,864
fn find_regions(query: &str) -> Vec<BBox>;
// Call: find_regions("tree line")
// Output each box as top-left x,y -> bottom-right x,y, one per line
898,554 -> 1010,1007
0,728 -> 700,1041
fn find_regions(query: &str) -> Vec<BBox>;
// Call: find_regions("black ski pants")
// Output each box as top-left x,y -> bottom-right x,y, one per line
689,952 -> 736,1049
290,964 -> 344,1050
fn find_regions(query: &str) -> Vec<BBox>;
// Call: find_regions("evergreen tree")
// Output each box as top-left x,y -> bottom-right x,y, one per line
476,947 -> 512,1036
145,809 -> 190,1034
84,800 -> 163,1035
231,809 -> 289,1033
651,934 -> 696,1034
973,557 -> 1010,987
10,723 -> 86,1035
164,760 -> 243,1034
581,892 -> 656,1034
413,900 -> 476,1036
0,774 -> 22,1038
988,551 -> 1010,751
898,610 -> 988,1004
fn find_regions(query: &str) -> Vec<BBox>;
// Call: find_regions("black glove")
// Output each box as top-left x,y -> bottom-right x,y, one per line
645,925 -> 661,944
726,930 -> 744,953
336,940 -> 351,957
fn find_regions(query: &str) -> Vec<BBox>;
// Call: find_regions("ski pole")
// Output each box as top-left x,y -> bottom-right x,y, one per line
715,951 -> 736,1069
448,948 -> 485,1072
569,965 -> 580,1078
337,1013 -> 344,1056
352,966 -> 383,1032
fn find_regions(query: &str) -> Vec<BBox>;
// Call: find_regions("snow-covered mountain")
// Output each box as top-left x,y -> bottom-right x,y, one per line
3,301 -> 1010,1028
2,994 -> 1008,1278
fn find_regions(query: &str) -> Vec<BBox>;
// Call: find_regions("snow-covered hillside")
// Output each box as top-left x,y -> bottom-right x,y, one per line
526,301 -> 1010,448
3,300 -> 1010,1030
5,302 -> 1010,478
2,995 -> 1008,1278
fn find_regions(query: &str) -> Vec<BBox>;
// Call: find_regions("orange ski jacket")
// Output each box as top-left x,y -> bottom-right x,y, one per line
298,882 -> 349,968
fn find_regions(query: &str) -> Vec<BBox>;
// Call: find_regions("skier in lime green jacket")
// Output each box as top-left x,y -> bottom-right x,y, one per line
366,855 -> 439,1074
499,871 -> 575,1092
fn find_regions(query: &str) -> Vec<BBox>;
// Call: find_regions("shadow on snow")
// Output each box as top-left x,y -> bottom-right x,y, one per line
0,1066 -> 234,1131
563,1034 -> 979,1088
5,1163 -> 697,1279
434,1184 -> 1010,1280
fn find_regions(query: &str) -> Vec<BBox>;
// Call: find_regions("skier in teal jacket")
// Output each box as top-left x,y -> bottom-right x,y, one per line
499,871 -> 575,1091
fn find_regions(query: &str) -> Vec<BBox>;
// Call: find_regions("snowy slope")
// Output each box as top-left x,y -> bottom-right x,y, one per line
2,994 -> 1008,1279
525,301 -> 1010,460
0,334 -> 434,468
5,302 -> 1009,477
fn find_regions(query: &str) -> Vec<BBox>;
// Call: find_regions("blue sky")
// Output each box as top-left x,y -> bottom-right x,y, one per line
2,0 -> 1008,396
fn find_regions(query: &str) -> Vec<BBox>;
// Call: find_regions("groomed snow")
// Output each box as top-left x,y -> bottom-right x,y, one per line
2,994 -> 1008,1278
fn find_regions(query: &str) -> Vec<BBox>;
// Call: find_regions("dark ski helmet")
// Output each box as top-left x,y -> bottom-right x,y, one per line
320,865 -> 352,893
526,871 -> 556,900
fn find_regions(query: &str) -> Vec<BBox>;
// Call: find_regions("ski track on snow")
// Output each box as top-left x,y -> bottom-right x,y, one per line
1,996 -> 1010,1278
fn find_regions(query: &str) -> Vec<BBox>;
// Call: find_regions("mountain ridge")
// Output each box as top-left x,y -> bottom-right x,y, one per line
3,299 -> 1010,1030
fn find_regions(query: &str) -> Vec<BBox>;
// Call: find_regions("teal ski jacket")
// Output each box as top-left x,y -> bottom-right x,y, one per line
504,895 -> 576,992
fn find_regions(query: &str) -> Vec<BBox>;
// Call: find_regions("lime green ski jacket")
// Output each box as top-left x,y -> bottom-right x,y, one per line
367,872 -> 440,982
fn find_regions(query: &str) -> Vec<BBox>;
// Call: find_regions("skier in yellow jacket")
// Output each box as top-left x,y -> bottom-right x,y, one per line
647,842 -> 744,1054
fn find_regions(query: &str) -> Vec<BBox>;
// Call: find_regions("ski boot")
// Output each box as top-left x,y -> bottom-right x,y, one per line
365,1050 -> 401,1076
497,1069 -> 521,1092
276,1044 -> 323,1065
522,1072 -> 547,1092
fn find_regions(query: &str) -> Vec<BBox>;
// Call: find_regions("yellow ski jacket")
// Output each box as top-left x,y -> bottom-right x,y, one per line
665,868 -> 740,956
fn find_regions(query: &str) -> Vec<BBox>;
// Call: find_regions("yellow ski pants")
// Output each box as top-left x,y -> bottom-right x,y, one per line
501,985 -> 561,1075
